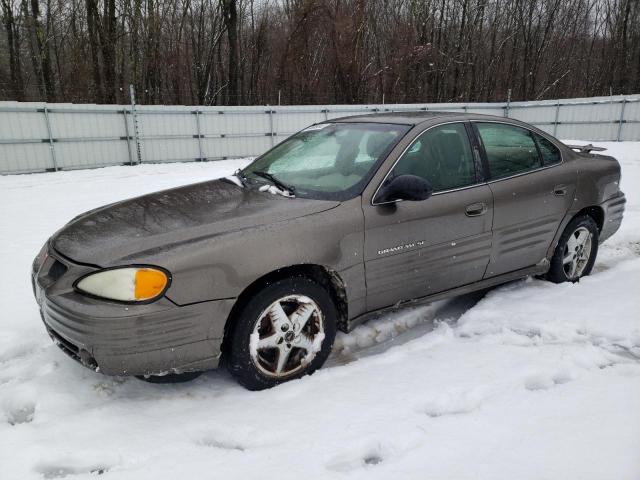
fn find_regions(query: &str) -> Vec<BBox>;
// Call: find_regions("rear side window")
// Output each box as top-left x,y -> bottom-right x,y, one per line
476,123 -> 541,179
390,123 -> 476,192
534,133 -> 562,166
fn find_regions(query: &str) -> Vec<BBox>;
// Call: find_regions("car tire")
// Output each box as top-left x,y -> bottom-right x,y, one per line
226,276 -> 337,390
546,215 -> 599,284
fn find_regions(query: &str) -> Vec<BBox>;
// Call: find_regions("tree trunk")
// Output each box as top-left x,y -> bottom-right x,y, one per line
85,0 -> 103,101
31,0 -> 54,100
100,0 -> 117,103
1,0 -> 24,99
221,0 -> 239,105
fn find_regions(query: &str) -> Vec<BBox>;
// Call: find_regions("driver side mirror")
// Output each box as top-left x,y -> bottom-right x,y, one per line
375,174 -> 434,203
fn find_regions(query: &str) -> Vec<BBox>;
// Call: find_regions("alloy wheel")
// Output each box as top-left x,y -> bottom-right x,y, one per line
562,226 -> 593,280
249,295 -> 325,378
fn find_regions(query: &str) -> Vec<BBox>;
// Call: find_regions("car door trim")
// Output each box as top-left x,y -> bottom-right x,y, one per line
371,120 -> 485,206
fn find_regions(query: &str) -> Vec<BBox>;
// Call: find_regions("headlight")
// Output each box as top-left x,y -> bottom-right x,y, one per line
75,266 -> 170,303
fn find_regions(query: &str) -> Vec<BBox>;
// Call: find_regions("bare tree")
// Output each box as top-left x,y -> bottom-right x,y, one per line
1,0 -> 23,99
1,0 -> 639,104
220,0 -> 239,104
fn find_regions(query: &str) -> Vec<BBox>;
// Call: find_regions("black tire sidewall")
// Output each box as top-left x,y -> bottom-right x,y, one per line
227,276 -> 337,390
547,215 -> 599,283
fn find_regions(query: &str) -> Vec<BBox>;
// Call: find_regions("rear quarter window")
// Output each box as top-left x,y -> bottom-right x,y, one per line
534,133 -> 562,166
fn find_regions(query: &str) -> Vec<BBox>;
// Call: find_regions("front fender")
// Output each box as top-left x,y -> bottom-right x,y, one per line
157,198 -> 365,306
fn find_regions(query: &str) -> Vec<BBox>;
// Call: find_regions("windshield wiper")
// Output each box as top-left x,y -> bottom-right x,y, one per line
252,171 -> 295,195
232,169 -> 247,187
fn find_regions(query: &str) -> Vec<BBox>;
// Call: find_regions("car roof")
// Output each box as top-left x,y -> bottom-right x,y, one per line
330,110 -> 520,127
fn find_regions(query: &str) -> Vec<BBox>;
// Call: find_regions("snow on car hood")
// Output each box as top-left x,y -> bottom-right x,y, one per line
51,179 -> 339,266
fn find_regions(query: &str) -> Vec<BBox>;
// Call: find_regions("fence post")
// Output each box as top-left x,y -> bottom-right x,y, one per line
129,84 -> 142,163
553,99 -> 560,136
268,108 -> 275,147
617,98 -> 627,142
504,89 -> 511,118
195,110 -> 204,160
122,109 -> 134,165
43,105 -> 58,171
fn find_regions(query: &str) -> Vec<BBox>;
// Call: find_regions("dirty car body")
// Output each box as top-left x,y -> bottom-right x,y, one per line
32,112 -> 625,383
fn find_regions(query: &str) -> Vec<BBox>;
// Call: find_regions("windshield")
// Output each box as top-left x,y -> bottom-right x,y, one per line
241,122 -> 410,200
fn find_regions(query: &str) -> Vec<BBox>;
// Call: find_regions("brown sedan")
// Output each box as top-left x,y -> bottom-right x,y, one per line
32,112 -> 625,389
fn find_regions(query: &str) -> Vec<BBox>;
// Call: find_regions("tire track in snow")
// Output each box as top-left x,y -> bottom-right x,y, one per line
328,289 -> 489,367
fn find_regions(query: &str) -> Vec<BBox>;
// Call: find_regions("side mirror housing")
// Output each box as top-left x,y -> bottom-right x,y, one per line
375,174 -> 434,203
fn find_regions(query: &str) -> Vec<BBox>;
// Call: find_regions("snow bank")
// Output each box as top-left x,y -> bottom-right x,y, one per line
0,144 -> 638,479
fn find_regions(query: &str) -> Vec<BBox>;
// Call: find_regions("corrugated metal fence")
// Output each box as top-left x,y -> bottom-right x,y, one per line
1,94 -> 638,174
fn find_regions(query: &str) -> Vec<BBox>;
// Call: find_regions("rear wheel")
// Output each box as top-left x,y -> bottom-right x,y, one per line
226,276 -> 337,390
546,215 -> 599,283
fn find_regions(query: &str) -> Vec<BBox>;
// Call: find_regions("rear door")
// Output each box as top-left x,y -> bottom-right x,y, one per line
473,122 -> 577,277
362,122 -> 493,311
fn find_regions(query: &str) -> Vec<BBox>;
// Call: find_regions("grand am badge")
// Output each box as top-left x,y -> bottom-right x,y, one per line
377,240 -> 425,255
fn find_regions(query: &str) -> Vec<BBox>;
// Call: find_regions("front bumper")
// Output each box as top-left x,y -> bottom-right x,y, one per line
32,247 -> 235,376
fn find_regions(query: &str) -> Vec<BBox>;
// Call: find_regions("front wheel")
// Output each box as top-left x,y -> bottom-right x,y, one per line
226,277 -> 337,390
546,215 -> 599,283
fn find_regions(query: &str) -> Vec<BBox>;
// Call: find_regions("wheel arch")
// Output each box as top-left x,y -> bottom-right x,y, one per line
547,205 -> 604,261
545,208 -> 600,283
546,205 -> 604,262
575,205 -> 604,232
219,264 -> 348,361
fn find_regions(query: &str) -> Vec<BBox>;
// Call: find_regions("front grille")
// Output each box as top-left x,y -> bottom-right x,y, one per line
37,256 -> 68,289
48,259 -> 67,282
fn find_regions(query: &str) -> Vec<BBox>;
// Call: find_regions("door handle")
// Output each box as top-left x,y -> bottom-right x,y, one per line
553,184 -> 568,196
465,202 -> 487,217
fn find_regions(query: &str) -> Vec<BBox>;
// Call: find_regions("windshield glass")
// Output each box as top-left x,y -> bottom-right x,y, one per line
241,122 -> 410,200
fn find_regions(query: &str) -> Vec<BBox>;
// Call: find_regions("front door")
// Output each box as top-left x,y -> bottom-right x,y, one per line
473,122 -> 577,277
362,122 -> 494,311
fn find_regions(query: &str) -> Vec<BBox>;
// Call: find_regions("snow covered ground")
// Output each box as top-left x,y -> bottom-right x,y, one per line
1,142 -> 639,480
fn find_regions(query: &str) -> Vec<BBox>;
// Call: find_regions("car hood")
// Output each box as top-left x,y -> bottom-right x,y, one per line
51,179 -> 339,266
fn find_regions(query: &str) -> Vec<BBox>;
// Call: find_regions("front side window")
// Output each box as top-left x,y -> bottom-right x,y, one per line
242,122 -> 409,200
476,123 -> 541,179
389,123 -> 476,192
534,133 -> 562,166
